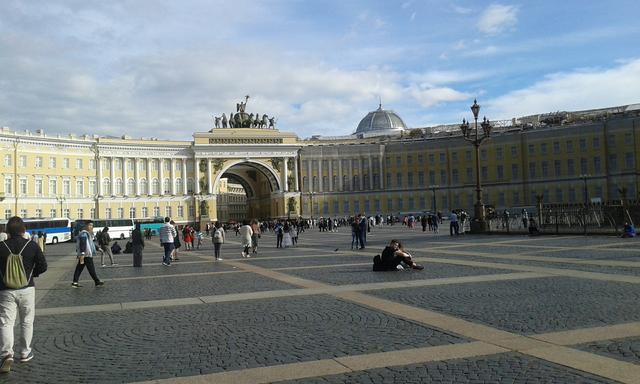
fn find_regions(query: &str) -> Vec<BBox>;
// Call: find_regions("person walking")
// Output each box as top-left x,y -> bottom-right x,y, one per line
171,221 -> 181,261
131,223 -> 145,267
239,220 -> 253,258
0,216 -> 48,373
159,217 -> 176,266
97,227 -> 117,267
250,219 -> 260,255
72,220 -> 104,288
212,222 -> 225,261
274,221 -> 284,248
449,211 -> 459,236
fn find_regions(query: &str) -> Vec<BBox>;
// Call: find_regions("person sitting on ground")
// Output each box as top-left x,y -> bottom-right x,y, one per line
373,239 -> 424,271
123,240 -> 133,254
111,241 -> 122,254
622,222 -> 636,238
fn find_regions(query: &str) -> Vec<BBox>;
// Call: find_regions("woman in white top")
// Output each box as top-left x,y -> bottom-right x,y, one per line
239,220 -> 253,258
282,222 -> 293,248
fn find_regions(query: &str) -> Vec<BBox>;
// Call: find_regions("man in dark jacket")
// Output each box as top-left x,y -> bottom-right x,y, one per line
131,223 -> 145,267
0,216 -> 47,373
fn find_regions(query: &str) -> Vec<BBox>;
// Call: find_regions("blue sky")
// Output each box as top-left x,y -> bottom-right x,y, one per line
1,0 -> 639,140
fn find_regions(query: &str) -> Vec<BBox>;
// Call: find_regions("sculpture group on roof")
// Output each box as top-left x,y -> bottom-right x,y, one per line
212,95 -> 277,130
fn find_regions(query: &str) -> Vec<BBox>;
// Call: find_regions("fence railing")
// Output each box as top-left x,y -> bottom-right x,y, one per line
486,201 -> 639,235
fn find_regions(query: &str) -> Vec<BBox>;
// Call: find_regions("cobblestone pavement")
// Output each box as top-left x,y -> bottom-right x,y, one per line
4,226 -> 640,383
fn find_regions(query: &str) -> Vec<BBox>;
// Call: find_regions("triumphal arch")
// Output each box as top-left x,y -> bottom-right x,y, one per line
194,98 -> 302,223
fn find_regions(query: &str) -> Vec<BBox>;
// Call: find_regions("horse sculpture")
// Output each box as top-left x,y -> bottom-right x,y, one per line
229,113 -> 235,128
259,114 -> 269,128
214,116 -> 221,129
268,116 -> 277,129
221,113 -> 228,128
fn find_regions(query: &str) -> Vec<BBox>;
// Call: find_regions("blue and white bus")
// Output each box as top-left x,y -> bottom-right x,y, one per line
0,217 -> 72,244
73,218 -> 134,240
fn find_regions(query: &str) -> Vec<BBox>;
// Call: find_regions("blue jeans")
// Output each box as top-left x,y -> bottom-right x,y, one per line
162,242 -> 175,264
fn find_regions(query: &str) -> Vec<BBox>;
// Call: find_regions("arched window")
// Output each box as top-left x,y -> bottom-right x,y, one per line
163,178 -> 171,194
140,178 -> 148,195
115,159 -> 122,170
127,178 -> 135,194
114,178 -> 123,195
152,178 -> 160,195
102,178 -> 111,196
342,175 -> 349,191
176,178 -> 183,194
187,178 -> 194,194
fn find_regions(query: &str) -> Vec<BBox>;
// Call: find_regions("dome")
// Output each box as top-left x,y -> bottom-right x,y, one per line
355,104 -> 408,135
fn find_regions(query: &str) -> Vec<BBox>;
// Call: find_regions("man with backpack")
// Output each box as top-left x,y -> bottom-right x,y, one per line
0,216 -> 47,373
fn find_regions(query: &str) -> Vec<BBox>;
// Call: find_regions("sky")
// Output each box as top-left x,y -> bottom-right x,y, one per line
1,0 -> 639,140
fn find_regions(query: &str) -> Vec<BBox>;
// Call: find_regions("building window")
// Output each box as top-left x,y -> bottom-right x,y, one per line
35,209 -> 42,219
429,154 -> 435,164
451,152 -> 458,162
569,188 -> 576,203
497,166 -> 504,180
102,179 -> 111,195
593,137 -> 600,149
76,159 -> 83,169
418,154 -> 424,164
579,139 -> 587,151
165,206 -> 172,218
553,141 -> 560,154
566,140 -> 574,153
187,178 -> 194,194
35,157 -> 43,168
105,208 -> 112,219
63,158 -> 70,169
540,143 -> 548,155
440,170 -> 447,184
466,168 -> 473,182
35,179 -> 43,196
175,178 -> 183,193
128,160 -> 134,171
89,159 -> 96,169
480,167 -> 487,180
177,206 -> 183,218
567,159 -> 575,175
152,179 -> 160,195
76,180 -> 84,196
89,180 -> 96,195
3,155 -> 11,167
397,198 -> 404,211
452,169 -> 459,183
77,209 -> 84,219
625,153 -> 634,169
429,171 -> 436,185
127,178 -> 135,194
608,154 -> 618,171
89,208 -> 95,219
541,162 -> 549,178
51,179 -> 59,196
594,157 -> 601,173
396,174 -> 402,188
19,179 -> 27,195
140,179 -> 148,195
511,146 -> 517,156
513,191 -> 520,205
580,158 -> 588,174
528,144 -> 535,155
117,207 -> 124,219
440,153 -> 446,163
554,160 -> 561,176
141,207 -> 148,218
418,172 -> 425,187
20,209 -> 27,218
406,155 -> 413,165
496,147 -> 503,160
115,178 -> 123,195
555,188 -> 563,203
4,178 -> 12,194
129,207 -> 136,219
4,210 -> 11,219
49,157 -> 56,168
63,179 -> 70,196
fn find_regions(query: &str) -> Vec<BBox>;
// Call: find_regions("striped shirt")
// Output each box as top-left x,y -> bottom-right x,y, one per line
159,223 -> 177,243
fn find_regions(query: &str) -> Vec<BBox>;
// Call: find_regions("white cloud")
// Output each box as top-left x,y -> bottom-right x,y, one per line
477,4 -> 518,36
407,85 -> 470,108
451,5 -> 472,14
489,58 -> 640,119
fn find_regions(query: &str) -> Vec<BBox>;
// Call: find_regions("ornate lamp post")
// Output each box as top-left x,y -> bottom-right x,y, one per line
430,185 -> 439,213
460,99 -> 492,233
56,196 -> 66,218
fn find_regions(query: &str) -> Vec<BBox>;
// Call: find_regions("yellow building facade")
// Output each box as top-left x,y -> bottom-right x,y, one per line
1,104 -> 639,223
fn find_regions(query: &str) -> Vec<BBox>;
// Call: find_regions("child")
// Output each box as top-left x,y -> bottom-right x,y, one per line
196,230 -> 203,249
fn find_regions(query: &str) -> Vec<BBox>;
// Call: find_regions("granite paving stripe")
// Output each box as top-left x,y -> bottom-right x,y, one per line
577,336 -> 640,366
240,255 -> 374,269
533,322 -> 640,346
11,296 -> 468,383
279,262 -> 517,286
525,345 -> 640,384
366,276 -> 640,335
36,271 -> 297,309
67,262 -> 241,281
78,269 -> 246,283
277,352 -> 619,384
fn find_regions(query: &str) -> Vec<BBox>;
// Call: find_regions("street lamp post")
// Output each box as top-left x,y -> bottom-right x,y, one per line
56,196 -> 66,218
430,185 -> 439,213
580,174 -> 589,235
460,99 -> 492,233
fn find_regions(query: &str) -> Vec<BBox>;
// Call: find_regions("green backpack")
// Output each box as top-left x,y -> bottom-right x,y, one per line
2,241 -> 32,289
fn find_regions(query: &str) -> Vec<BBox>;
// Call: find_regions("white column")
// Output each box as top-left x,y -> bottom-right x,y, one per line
282,157 -> 289,192
170,159 -> 176,195
328,159 -> 334,191
109,157 -> 115,196
307,159 -> 312,192
359,158 -> 364,190
207,158 -> 213,194
294,156 -> 299,191
338,158 -> 343,191
97,157 -> 103,196
195,158 -> 201,194
146,158 -> 151,195
318,159 -> 323,192
134,158 -> 140,196
182,159 -> 188,195
379,156 -> 384,189
122,157 -> 128,196
348,158 -> 353,191
159,158 -> 164,196
368,156 -> 373,190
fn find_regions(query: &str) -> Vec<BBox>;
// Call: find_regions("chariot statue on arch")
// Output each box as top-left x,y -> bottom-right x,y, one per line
212,94 -> 277,129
